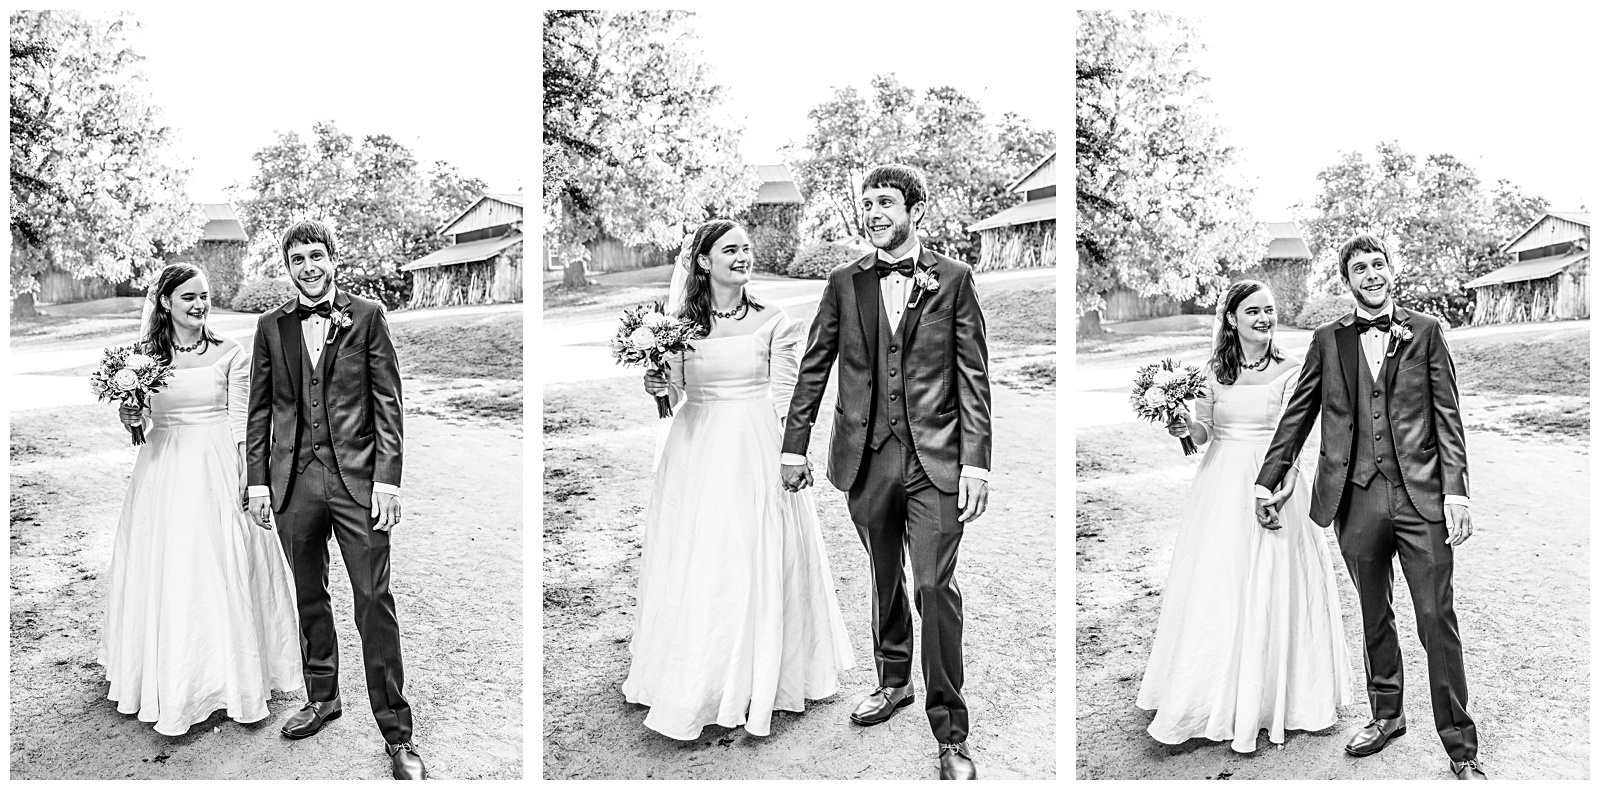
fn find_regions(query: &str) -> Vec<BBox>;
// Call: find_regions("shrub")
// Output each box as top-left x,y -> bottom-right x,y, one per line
231,277 -> 299,313
748,223 -> 798,275
787,241 -> 867,280
1293,294 -> 1356,329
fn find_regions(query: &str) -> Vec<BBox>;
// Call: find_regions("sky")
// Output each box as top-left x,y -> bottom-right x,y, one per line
1183,7 -> 1595,220
122,8 -> 529,202
687,9 -> 1063,166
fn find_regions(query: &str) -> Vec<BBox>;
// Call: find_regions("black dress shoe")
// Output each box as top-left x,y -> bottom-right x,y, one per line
1344,714 -> 1406,757
938,742 -> 976,780
1451,759 -> 1487,780
281,698 -> 343,739
387,741 -> 428,780
850,684 -> 914,726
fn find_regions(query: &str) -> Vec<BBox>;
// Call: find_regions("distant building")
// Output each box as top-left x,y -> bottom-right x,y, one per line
1099,221 -> 1311,322
968,151 -> 1056,271
402,193 -> 523,308
1465,211 -> 1589,325
37,202 -> 249,305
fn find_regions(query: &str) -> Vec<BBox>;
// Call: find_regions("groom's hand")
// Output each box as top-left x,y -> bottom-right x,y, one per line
1445,503 -> 1473,546
957,477 -> 989,523
1255,489 -> 1287,530
372,491 -> 402,532
248,495 -> 274,530
780,462 -> 811,492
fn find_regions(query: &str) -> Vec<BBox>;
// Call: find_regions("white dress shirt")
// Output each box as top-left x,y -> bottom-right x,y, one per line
247,285 -> 400,501
781,243 -> 989,483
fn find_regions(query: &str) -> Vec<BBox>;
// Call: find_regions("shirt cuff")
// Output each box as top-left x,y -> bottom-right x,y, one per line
373,482 -> 401,497
1443,494 -> 1470,508
247,485 -> 270,499
1254,485 -> 1274,500
780,453 -> 808,466
960,466 -> 989,482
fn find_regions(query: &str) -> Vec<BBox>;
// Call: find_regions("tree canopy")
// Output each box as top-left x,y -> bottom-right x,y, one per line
1075,10 -> 1262,323
542,10 -> 757,285
235,121 -> 487,309
9,10 -> 201,309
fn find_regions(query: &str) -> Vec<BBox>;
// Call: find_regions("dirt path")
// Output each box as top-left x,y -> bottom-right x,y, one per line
1076,401 -> 1589,779
542,279 -> 1056,780
9,392 -> 524,778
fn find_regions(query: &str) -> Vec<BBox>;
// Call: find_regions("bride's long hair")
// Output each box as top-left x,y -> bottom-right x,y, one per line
676,218 -> 763,336
1210,279 -> 1282,385
142,262 -> 221,363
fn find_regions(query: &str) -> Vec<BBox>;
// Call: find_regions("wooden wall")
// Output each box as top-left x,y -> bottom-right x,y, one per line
36,267 -> 115,304
976,220 -> 1056,272
585,236 -> 673,273
1470,261 -> 1590,324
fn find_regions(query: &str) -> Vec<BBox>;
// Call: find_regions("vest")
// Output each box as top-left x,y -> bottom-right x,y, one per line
295,341 -> 339,474
870,299 -> 913,451
1351,341 -> 1400,487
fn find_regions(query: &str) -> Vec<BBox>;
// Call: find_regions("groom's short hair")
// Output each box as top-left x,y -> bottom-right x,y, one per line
280,220 -> 339,263
1337,233 -> 1391,281
861,164 -> 928,214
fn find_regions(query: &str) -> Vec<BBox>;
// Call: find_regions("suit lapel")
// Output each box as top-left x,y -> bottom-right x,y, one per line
901,248 -> 939,351
321,290 -> 354,388
1334,314 -> 1359,404
1382,306 -> 1409,393
277,301 -> 304,396
853,261 -> 880,363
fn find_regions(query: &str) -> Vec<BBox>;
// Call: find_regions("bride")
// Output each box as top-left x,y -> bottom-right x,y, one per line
624,218 -> 854,740
1136,279 -> 1353,752
104,262 -> 302,735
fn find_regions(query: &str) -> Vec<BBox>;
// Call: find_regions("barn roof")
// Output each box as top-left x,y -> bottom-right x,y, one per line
199,203 -> 247,242
968,195 -> 1056,232
401,231 -> 523,272
1007,151 -> 1056,194
1464,249 -> 1588,289
1263,221 -> 1311,260
440,193 -> 524,235
755,164 -> 803,204
1499,211 -> 1590,254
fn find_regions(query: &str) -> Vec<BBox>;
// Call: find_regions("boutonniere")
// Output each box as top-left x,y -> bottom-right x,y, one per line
326,309 -> 354,345
1385,320 -> 1413,357
907,266 -> 939,310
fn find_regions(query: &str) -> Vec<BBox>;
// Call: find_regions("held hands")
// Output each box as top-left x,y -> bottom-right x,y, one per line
1255,474 -> 1296,530
1444,503 -> 1473,546
780,462 -> 813,493
372,491 -> 402,532
248,495 -> 274,530
958,477 -> 989,523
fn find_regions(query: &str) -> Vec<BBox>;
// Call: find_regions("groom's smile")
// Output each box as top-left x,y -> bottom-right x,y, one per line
1345,250 -> 1394,311
286,241 -> 337,301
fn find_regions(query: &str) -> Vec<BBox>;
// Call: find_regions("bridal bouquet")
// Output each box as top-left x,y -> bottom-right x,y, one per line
1129,358 -> 1208,455
611,302 -> 704,418
90,343 -> 177,445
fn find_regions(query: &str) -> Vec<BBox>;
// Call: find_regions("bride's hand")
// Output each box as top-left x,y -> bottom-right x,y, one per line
118,401 -> 144,427
1165,407 -> 1192,437
643,370 -> 669,396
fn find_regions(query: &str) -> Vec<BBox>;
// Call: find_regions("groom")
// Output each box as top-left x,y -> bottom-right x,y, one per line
781,164 -> 992,780
246,220 -> 426,780
1255,233 -> 1483,780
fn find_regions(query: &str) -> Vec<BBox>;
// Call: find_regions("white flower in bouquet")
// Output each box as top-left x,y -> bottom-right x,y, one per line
1142,387 -> 1167,409
642,311 -> 670,328
125,353 -> 154,371
113,368 -> 140,391
1152,369 -> 1179,387
628,327 -> 658,351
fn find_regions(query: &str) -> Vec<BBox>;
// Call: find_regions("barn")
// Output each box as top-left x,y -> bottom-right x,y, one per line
1464,211 -> 1589,325
1098,221 -> 1309,321
402,193 -> 524,309
968,151 -> 1056,272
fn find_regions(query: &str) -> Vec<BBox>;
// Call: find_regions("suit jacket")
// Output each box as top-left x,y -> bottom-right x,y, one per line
246,289 -> 404,509
782,247 -> 991,494
1256,306 -> 1469,525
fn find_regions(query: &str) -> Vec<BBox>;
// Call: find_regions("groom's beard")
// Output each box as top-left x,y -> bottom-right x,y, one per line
872,220 -> 912,253
293,275 -> 332,301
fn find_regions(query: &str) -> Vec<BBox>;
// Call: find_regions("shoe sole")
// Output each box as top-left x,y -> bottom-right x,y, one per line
281,708 -> 342,739
1345,726 -> 1406,757
850,694 -> 914,726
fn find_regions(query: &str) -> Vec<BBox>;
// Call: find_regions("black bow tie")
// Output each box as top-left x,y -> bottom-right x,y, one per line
1353,314 -> 1392,334
296,302 -> 333,321
876,258 -> 915,279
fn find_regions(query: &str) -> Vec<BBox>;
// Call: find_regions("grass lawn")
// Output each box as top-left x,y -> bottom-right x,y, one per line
1451,328 -> 1587,398
391,310 -> 522,380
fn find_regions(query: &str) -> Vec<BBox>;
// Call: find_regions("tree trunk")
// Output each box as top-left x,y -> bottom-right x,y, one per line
562,260 -> 591,288
11,291 -> 38,318
1076,309 -> 1103,338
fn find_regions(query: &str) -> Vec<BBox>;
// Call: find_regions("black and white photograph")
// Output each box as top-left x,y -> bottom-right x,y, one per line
1075,8 -> 1590,781
9,9 -> 524,780
542,9 -> 1056,780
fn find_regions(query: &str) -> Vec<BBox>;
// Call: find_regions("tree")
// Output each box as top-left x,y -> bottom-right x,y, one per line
542,10 -> 758,287
788,75 -> 1054,261
9,10 -> 201,315
235,122 -> 487,309
1296,141 -> 1549,325
1075,10 -> 1263,334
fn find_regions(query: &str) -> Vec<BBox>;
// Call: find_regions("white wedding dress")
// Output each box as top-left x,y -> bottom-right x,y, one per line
99,343 -> 303,736
622,307 -> 855,740
1136,364 -> 1354,752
